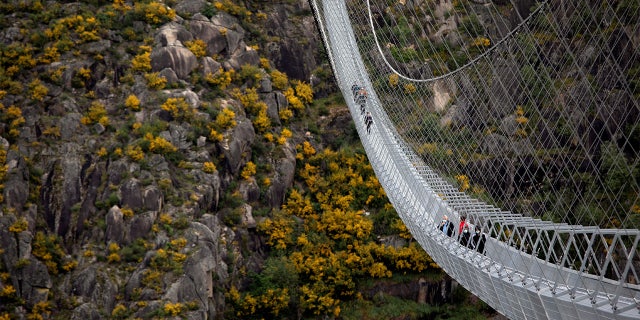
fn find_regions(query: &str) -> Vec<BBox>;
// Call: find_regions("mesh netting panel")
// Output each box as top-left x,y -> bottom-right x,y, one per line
311,0 -> 639,318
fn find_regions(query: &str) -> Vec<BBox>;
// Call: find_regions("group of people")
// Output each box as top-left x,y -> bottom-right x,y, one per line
351,82 -> 373,134
438,215 -> 486,254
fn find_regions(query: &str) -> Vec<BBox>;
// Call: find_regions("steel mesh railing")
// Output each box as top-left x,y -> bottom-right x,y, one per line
311,0 -> 640,318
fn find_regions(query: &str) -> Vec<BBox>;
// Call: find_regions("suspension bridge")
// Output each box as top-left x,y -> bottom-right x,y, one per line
310,0 -> 640,319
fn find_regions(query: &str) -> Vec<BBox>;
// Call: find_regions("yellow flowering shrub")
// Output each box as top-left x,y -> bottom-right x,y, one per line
29,301 -> 52,320
284,87 -> 303,111
1,105 -> 25,138
131,46 -> 151,72
145,133 -> 177,154
8,218 -> 28,233
472,36 -> 491,47
170,237 -> 187,250
125,145 -> 144,162
32,232 -> 69,275
161,97 -> 192,121
270,70 -> 288,90
112,0 -> 131,13
233,87 -> 261,114
28,79 -> 48,101
298,284 -> 341,316
392,218 -> 412,239
42,126 -> 61,137
213,0 -> 251,19
209,128 -> 224,142
133,2 -> 176,25
47,66 -> 65,84
318,208 -> 372,240
163,302 -> 184,316
301,141 -> 316,156
80,101 -> 109,126
95,147 -> 107,158
253,108 -> 271,133
125,94 -> 140,111
293,80 -> 313,104
282,189 -> 316,219
403,83 -> 416,94
281,128 -> 292,139
277,128 -> 292,145
388,73 -> 399,87
215,108 -> 237,130
0,285 -> 16,298
107,252 -> 120,263
77,67 -> 92,80
185,39 -> 207,57
0,147 -> 5,203
238,64 -> 263,83
258,288 -> 289,316
47,14 -> 100,44
278,108 -> 293,122
145,72 -> 167,89
257,211 -> 294,250
382,242 -> 435,272
418,142 -> 437,154
159,213 -> 172,225
108,242 -> 120,252
205,68 -> 235,90
260,57 -> 270,69
515,105 -> 529,138
241,161 -> 257,180
278,128 -> 292,145
455,174 -> 470,192
121,207 -> 134,218
203,162 -> 217,173
111,303 -> 128,318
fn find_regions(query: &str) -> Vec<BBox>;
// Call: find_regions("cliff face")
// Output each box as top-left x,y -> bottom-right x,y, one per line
0,0 -> 326,318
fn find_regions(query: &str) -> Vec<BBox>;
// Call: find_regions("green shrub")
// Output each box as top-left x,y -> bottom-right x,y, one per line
121,238 -> 148,262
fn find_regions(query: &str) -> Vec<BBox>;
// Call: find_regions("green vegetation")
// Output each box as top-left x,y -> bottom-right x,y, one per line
226,146 -> 449,319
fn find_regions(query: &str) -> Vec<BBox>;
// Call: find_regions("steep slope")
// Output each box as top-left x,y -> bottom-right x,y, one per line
0,0 -> 325,318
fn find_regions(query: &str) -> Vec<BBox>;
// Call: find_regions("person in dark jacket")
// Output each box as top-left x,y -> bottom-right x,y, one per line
351,82 -> 360,96
471,225 -> 486,254
364,111 -> 373,134
459,224 -> 471,247
438,215 -> 454,237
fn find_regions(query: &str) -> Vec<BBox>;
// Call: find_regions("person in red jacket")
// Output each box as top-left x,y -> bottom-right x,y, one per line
458,215 -> 468,236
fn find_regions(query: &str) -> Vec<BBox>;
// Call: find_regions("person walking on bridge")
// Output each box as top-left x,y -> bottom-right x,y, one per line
458,215 -> 468,236
471,226 -> 486,254
438,215 -> 454,237
459,224 -> 471,247
364,111 -> 373,134
351,82 -> 360,96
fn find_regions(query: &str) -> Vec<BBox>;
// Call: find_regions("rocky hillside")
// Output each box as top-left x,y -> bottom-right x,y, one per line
0,0 -> 500,319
